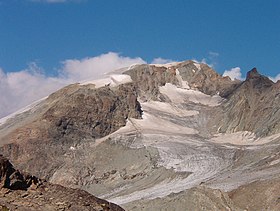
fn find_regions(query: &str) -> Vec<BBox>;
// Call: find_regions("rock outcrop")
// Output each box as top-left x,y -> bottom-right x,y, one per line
0,155 -> 40,190
0,155 -> 124,211
212,68 -> 280,136
43,83 -> 142,141
123,61 -> 241,101
0,83 -> 142,179
123,64 -> 179,101
175,61 -> 241,97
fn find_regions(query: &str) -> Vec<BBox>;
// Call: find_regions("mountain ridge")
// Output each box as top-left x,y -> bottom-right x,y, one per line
0,60 -> 279,210
212,67 -> 280,137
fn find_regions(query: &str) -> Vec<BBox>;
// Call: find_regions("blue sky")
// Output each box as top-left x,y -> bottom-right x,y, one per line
0,0 -> 280,117
1,0 -> 280,75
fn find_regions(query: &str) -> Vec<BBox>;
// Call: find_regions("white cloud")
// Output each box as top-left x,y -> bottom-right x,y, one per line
192,58 -> 209,66
61,52 -> 145,81
151,57 -> 175,64
269,74 -> 280,82
223,67 -> 280,83
223,67 -> 244,81
209,51 -> 219,58
207,51 -> 219,68
192,51 -> 219,68
0,52 -> 146,118
0,65 -> 67,119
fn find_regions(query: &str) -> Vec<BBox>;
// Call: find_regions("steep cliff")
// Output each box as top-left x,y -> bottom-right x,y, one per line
0,82 -> 142,179
175,61 -> 241,97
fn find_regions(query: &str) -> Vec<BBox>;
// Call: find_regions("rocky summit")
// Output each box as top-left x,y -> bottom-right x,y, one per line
0,60 -> 280,210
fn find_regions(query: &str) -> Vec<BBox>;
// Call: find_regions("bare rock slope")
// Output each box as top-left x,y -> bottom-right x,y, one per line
0,83 -> 142,179
213,68 -> 280,137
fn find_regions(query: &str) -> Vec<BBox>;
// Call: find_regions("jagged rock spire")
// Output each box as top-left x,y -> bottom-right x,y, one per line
246,67 -> 260,80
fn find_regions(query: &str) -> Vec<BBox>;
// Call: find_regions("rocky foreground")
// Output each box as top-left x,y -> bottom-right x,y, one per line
0,155 -> 124,211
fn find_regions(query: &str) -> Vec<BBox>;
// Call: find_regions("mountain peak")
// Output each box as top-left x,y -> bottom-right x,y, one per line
244,67 -> 274,90
246,67 -> 260,80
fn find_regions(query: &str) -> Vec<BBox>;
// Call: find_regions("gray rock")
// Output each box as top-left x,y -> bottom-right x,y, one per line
212,68 -> 280,137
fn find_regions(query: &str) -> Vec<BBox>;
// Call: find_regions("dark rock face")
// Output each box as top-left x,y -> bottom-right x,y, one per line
43,83 -> 142,142
0,82 -> 142,179
175,61 -> 241,97
0,155 -> 39,190
124,64 -> 180,101
0,155 -> 124,211
123,63 -> 279,137
212,68 -> 280,137
245,67 -> 274,89
123,61 -> 240,100
246,67 -> 259,79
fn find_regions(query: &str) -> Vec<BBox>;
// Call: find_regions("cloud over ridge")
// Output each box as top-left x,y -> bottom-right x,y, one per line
223,67 -> 244,81
0,52 -> 146,118
1,52 -> 279,119
269,74 -> 280,82
151,57 -> 176,64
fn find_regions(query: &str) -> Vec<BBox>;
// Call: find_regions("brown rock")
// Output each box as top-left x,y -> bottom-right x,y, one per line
0,155 -> 124,211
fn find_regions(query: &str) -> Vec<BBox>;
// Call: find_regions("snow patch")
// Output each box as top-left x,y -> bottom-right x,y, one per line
193,63 -> 201,71
129,113 -> 198,135
151,62 -> 180,68
269,159 -> 280,166
128,64 -> 141,70
80,74 -> 132,88
175,69 -> 190,89
69,146 -> 76,150
159,83 -> 222,106
141,101 -> 199,117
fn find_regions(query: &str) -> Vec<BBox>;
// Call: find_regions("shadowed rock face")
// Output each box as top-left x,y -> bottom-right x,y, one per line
123,61 -> 241,101
43,83 -> 142,141
0,155 -> 39,190
123,64 -> 180,101
0,155 -> 124,211
175,61 -> 241,97
212,68 -> 280,137
0,83 -> 142,179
